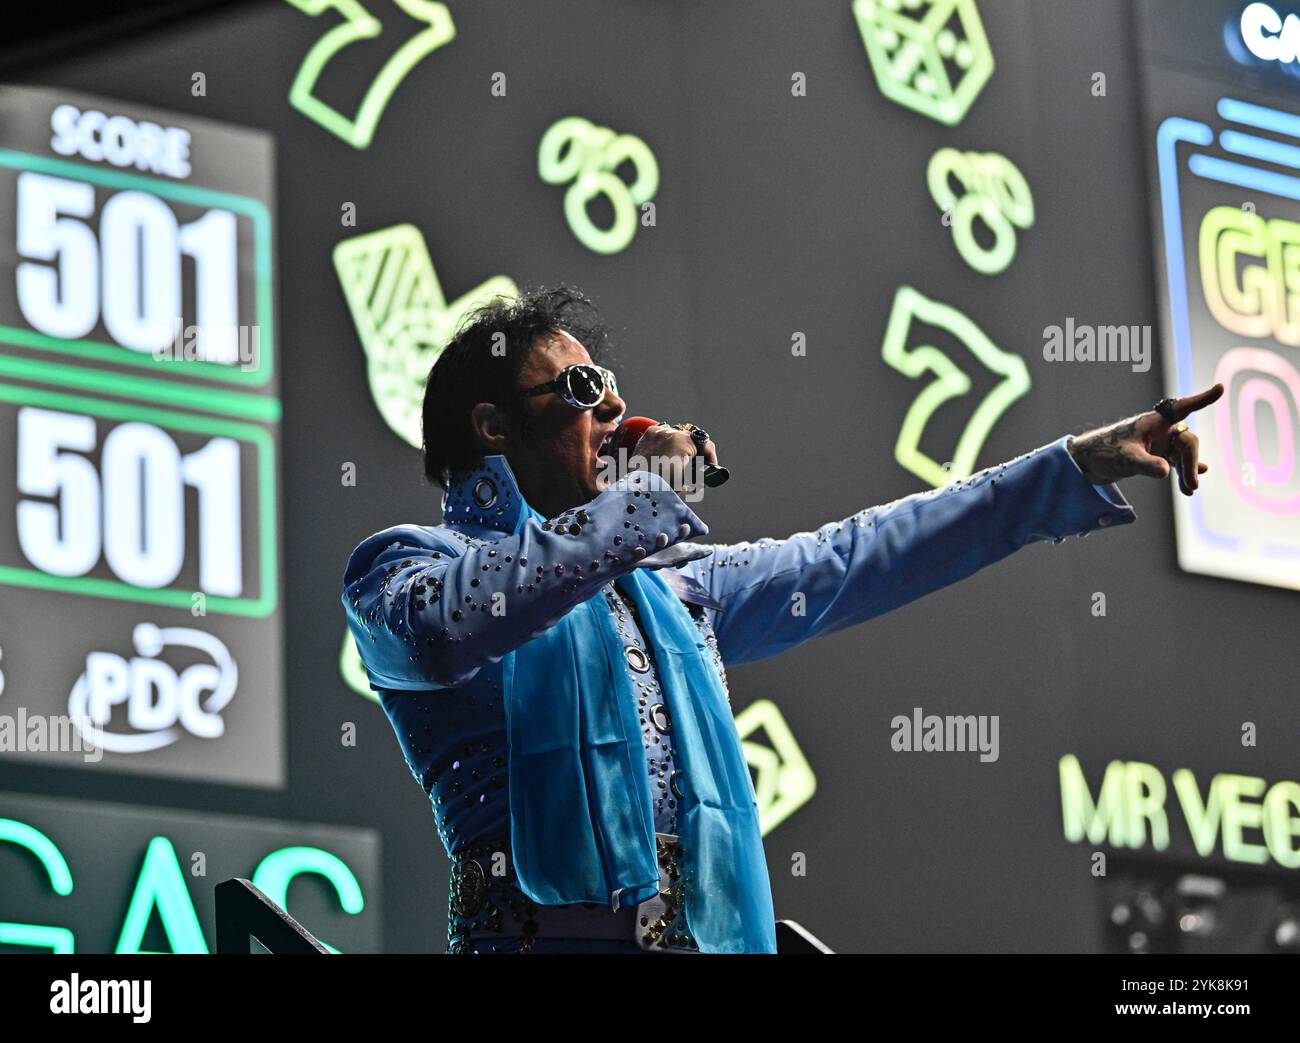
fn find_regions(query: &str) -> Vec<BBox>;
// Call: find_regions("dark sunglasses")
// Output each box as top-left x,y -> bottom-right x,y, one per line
518,363 -> 619,409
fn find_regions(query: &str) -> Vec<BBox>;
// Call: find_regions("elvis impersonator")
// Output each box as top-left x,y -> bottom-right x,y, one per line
341,288 -> 1222,955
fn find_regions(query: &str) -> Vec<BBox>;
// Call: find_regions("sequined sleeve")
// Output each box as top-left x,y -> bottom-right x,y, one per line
683,436 -> 1136,666
342,470 -> 708,690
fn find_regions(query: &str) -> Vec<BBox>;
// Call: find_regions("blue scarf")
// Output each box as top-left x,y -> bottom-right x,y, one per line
500,501 -> 777,954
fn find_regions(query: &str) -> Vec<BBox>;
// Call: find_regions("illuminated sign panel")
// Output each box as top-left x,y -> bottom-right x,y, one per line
0,791 -> 379,954
1140,38 -> 1300,590
0,86 -> 283,783
1060,755 -> 1300,870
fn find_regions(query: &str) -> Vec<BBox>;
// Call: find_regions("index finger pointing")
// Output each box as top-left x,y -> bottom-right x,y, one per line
1172,383 -> 1225,421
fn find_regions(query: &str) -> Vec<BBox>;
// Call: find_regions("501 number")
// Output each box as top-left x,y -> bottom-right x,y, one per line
17,407 -> 243,594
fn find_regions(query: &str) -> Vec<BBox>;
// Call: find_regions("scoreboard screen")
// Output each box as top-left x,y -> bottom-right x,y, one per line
0,85 -> 282,785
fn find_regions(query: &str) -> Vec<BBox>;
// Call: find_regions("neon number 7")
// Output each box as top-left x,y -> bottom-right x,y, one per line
284,0 -> 456,150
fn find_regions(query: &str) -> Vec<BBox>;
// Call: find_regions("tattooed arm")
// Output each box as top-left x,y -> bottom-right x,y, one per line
1067,384 -> 1223,495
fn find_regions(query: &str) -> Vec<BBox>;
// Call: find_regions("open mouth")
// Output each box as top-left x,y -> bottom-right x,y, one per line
593,428 -> 618,473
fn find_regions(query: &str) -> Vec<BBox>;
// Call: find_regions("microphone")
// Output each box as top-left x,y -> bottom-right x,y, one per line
603,416 -> 731,488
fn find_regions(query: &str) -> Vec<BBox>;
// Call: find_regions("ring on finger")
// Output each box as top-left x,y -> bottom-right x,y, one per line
1164,421 -> 1190,463
671,422 -> 711,455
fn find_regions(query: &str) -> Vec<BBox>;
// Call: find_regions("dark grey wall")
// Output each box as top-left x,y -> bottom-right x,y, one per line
1,0 -> 1292,953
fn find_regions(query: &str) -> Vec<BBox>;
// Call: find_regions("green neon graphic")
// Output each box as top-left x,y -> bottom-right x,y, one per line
734,699 -> 817,837
340,631 -> 378,703
284,0 -> 455,150
333,223 -> 517,449
116,836 -> 209,954
254,846 -> 366,954
881,286 -> 1030,488
0,381 -> 278,617
0,819 -> 75,953
537,117 -> 659,254
0,149 -> 274,390
927,148 -> 1034,275
853,0 -> 994,126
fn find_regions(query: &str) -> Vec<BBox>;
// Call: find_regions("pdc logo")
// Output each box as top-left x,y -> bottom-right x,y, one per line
68,624 -> 238,753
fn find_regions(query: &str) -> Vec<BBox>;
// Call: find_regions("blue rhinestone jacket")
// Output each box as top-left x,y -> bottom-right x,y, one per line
341,437 -> 1134,875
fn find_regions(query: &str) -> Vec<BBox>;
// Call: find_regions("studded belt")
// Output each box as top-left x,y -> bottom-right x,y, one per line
446,833 -> 699,953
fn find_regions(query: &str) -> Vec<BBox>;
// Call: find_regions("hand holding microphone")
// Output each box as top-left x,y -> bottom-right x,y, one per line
604,416 -> 731,493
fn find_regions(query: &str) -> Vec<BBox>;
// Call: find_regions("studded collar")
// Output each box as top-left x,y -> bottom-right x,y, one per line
440,455 -> 528,537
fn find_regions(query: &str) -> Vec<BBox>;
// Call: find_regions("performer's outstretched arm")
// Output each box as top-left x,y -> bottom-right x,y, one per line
685,385 -> 1222,666
685,436 -> 1133,666
341,469 -> 706,690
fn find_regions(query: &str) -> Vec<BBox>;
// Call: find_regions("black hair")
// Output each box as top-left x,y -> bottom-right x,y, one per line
420,285 -> 612,487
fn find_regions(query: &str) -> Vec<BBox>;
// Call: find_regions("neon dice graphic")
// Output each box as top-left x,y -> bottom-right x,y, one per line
853,0 -> 995,126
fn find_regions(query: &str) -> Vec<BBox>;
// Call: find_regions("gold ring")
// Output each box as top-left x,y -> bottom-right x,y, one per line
1165,421 -> 1190,461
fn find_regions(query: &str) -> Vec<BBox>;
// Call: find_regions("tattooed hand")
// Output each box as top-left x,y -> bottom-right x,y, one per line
1066,384 -> 1224,495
